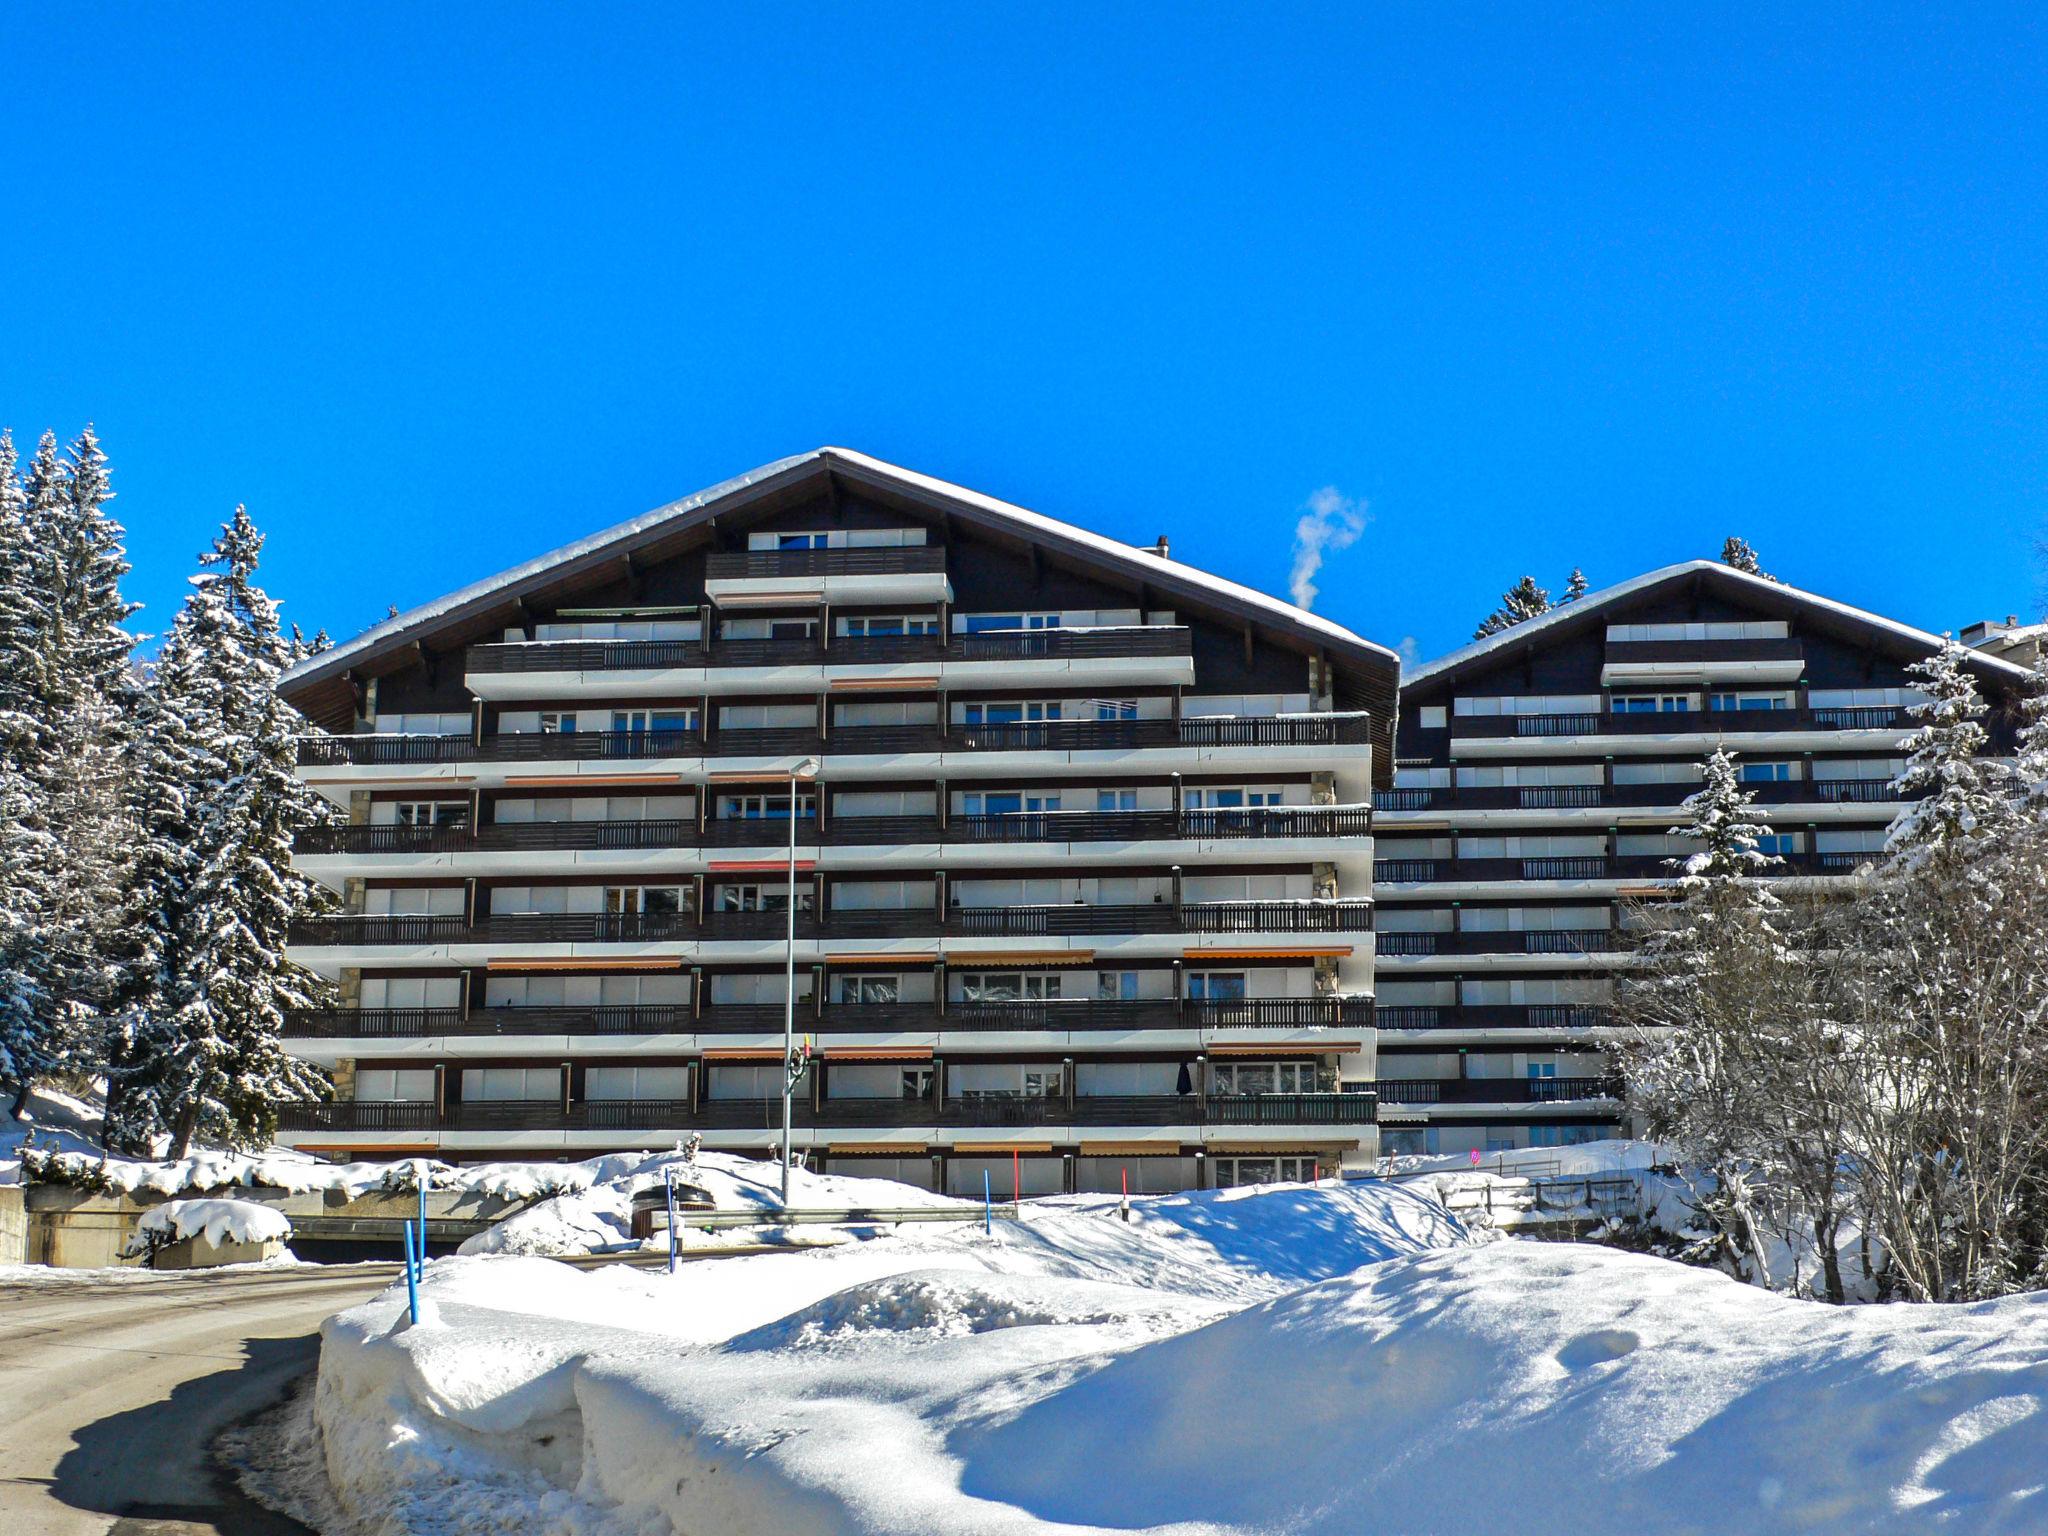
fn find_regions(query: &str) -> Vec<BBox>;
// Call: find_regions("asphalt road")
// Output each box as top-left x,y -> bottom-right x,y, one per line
0,1262 -> 400,1536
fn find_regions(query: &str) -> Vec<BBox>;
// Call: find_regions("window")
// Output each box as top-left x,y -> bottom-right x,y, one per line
1094,698 -> 1139,721
585,1065 -> 690,1102
1611,761 -> 1704,786
1606,620 -> 1788,641
718,792 -> 817,821
963,791 -> 1060,815
1213,1155 -> 1319,1188
714,883 -> 813,913
611,708 -> 699,735
1711,690 -> 1793,712
777,532 -> 830,549
1526,1061 -> 1558,1080
1187,972 -> 1247,1001
1740,761 -> 1797,782
706,1063 -> 780,1099
393,801 -> 468,828
829,1063 -> 933,1100
1417,705 -> 1447,729
604,886 -> 685,917
841,614 -> 939,637
461,1067 -> 559,1102
1212,1061 -> 1318,1095
538,711 -> 576,734
356,1068 -> 436,1103
950,1062 -> 1064,1098
1611,692 -> 1696,714
837,974 -> 901,1005
961,612 -> 1064,633
1097,789 -> 1138,812
958,972 -> 1060,1002
1757,832 -> 1805,855
1097,971 -> 1141,1001
963,701 -> 1061,725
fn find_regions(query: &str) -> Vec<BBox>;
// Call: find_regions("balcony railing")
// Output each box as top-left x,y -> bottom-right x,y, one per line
1374,778 -> 1899,813
288,900 -> 1376,948
1372,1004 -> 1611,1031
1373,1076 -> 1620,1105
301,805 -> 1374,858
1372,851 -> 1854,885
283,1004 -> 693,1039
704,545 -> 949,582
1449,705 -> 1912,739
1376,928 -> 1619,958
276,1089 -> 1376,1134
298,711 -> 1373,767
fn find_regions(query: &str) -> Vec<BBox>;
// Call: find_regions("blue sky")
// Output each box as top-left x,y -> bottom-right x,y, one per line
4,6 -> 2043,663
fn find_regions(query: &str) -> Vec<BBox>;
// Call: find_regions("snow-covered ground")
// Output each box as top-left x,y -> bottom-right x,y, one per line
302,1160 -> 2048,1536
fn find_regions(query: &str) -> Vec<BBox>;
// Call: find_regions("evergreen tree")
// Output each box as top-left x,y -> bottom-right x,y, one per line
2012,650 -> 2048,812
1885,638 -> 2007,863
8,428 -> 141,1091
116,508 -> 332,1153
1669,748 -> 1784,888
1472,575 -> 1552,639
1562,568 -> 1589,603
1720,536 -> 1778,581
0,435 -> 58,1114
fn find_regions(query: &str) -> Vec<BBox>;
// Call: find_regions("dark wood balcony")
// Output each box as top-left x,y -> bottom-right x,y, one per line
1601,637 -> 1805,666
283,1004 -> 694,1039
287,900 -> 1376,948
1372,1004 -> 1610,1032
1449,705 -> 1911,740
1376,928 -> 1619,957
1374,778 -> 1898,813
1373,1075 -> 1621,1105
297,711 -> 1372,768
276,1089 -> 1375,1135
1373,851 -> 1844,885
703,545 -> 949,582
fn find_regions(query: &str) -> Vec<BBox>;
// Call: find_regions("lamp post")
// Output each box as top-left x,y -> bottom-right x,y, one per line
782,755 -> 822,1203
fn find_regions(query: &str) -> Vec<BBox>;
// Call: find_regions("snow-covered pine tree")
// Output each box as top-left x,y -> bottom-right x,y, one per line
1884,637 -> 2008,864
1471,575 -> 1552,639
116,508 -> 333,1154
2011,649 -> 2048,812
1720,536 -> 1776,580
1562,568 -> 1589,603
0,434 -> 59,1116
9,428 -> 142,1087
1670,747 -> 1784,888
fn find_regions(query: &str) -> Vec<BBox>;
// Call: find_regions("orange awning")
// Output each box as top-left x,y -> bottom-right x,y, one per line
827,1142 -> 930,1156
952,1141 -> 1056,1155
710,859 -> 817,873
823,1046 -> 934,1062
1079,1141 -> 1182,1156
826,952 -> 940,966
703,1048 -> 785,1061
1206,1040 -> 1360,1055
828,676 -> 939,692
502,773 -> 687,788
707,769 -> 819,784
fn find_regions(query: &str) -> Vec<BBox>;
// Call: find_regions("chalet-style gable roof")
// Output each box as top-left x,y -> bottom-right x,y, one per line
279,447 -> 1399,702
1405,559 -> 2036,696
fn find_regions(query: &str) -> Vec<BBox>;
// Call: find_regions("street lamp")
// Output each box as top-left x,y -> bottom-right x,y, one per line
781,755 -> 822,1203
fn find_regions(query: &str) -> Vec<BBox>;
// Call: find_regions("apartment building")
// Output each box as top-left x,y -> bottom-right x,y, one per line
272,449 -> 1397,1192
1374,561 -> 2029,1157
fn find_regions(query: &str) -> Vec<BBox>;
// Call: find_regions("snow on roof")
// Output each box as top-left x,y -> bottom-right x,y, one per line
284,447 -> 1397,689
1405,559 -> 2038,689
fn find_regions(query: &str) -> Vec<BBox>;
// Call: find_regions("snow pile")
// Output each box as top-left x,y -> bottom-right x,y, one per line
306,1165 -> 2048,1535
133,1197 -> 292,1249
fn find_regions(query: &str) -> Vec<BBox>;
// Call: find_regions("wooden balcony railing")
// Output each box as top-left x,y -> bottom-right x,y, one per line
704,545 -> 949,581
276,1089 -> 1376,1134
1372,1004 -> 1610,1032
1449,705 -> 1912,740
1375,778 -> 1899,813
1372,1076 -> 1621,1106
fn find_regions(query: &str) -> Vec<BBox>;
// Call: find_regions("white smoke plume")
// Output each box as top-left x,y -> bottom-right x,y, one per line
1289,486 -> 1369,610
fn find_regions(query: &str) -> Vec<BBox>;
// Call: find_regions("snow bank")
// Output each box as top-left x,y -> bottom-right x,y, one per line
309,1171 -> 2048,1535
134,1197 -> 293,1249
312,1178 -> 1475,1534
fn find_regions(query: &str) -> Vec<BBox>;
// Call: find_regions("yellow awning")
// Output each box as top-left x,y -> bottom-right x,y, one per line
945,950 -> 1096,966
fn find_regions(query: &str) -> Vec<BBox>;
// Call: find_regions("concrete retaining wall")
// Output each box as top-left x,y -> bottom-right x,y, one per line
0,1184 -> 25,1265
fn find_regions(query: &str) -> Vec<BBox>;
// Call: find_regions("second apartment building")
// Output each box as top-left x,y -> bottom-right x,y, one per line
1374,560 -> 2028,1156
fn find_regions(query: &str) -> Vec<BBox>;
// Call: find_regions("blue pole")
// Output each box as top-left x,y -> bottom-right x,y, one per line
401,1223 -> 420,1325
416,1169 -> 428,1283
983,1169 -> 992,1235
666,1173 -> 680,1275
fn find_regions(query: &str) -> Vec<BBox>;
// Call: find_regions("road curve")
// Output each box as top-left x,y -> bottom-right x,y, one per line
0,1262 -> 401,1536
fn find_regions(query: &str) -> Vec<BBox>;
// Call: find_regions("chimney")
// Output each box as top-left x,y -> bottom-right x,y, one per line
1152,535 -> 1170,560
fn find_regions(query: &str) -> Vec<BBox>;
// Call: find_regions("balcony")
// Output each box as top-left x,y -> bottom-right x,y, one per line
703,544 -> 949,583
297,711 -> 1374,769
1373,778 -> 1899,814
1373,1075 -> 1621,1105
295,805 -> 1373,860
287,900 -> 1376,949
1372,1004 -> 1611,1032
1376,928 -> 1619,958
276,1089 -> 1376,1135
1450,705 -> 1912,740
284,1004 -> 693,1039
1372,851 -> 1852,886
